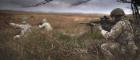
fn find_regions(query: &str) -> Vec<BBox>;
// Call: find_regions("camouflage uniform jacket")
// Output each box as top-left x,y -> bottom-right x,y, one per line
101,18 -> 137,50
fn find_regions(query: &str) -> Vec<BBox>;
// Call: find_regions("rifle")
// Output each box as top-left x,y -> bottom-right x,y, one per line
80,16 -> 113,33
80,22 -> 96,33
99,16 -> 113,32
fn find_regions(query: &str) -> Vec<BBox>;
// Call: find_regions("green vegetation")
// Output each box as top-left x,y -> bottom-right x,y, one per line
0,27 -> 104,60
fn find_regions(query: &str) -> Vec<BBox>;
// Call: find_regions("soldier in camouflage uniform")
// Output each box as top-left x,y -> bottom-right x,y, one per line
39,18 -> 53,31
10,17 -> 32,38
99,8 -> 138,60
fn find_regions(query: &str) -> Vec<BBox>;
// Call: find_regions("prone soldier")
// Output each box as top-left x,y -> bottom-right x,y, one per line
9,17 -> 32,39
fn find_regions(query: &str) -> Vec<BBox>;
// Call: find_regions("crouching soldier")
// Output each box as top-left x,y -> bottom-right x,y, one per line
38,18 -> 53,31
99,8 -> 138,60
10,20 -> 32,38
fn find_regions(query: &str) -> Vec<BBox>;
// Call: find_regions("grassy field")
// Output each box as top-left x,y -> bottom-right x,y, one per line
0,10 -> 139,60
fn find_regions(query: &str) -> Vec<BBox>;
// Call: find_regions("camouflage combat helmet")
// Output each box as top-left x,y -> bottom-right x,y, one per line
110,8 -> 125,17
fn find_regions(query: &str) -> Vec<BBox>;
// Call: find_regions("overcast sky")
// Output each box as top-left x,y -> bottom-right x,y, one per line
0,0 -> 132,14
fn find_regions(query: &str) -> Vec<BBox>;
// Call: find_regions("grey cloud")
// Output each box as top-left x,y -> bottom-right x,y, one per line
0,0 -> 44,7
0,0 -> 132,14
71,0 -> 91,6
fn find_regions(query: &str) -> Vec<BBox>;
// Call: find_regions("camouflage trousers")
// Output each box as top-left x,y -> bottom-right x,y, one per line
101,42 -> 138,60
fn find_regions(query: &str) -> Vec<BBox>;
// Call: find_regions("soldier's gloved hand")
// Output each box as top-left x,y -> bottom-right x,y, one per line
39,25 -> 43,28
98,25 -> 108,35
101,29 -> 108,36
